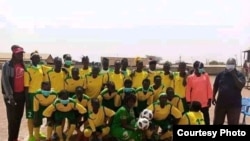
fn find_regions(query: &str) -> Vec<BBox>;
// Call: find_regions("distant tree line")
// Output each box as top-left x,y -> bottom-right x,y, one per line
208,60 -> 225,65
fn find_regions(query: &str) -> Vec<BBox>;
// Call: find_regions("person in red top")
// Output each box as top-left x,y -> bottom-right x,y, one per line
186,61 -> 212,125
1,45 -> 26,141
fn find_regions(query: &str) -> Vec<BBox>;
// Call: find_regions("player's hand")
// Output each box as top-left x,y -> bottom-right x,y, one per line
26,99 -> 31,109
207,99 -> 212,107
212,97 -> 216,105
229,69 -> 237,76
8,96 -> 16,106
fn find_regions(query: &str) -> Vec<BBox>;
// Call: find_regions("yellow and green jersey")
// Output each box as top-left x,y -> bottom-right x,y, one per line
72,94 -> 91,109
151,85 -> 165,102
62,65 -> 74,77
43,98 -> 87,117
121,69 -> 131,78
33,90 -> 57,112
131,71 -> 148,89
88,106 -> 115,132
159,71 -> 174,91
83,74 -> 105,98
135,87 -> 154,107
147,70 -> 160,86
168,95 -> 185,114
79,67 -> 92,77
117,87 -> 136,103
47,69 -> 66,93
98,88 -> 120,110
41,65 -> 53,82
64,76 -> 84,93
173,72 -> 186,98
24,65 -> 44,93
178,111 -> 205,125
147,101 -> 182,121
108,72 -> 126,90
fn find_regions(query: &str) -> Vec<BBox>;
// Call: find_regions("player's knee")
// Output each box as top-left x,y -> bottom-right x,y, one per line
84,129 -> 92,137
102,127 -> 110,137
160,131 -> 173,140
69,124 -> 76,129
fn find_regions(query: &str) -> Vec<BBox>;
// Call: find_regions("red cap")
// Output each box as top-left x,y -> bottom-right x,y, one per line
12,47 -> 25,54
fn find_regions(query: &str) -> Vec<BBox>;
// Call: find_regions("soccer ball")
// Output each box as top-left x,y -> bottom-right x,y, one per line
136,118 -> 150,130
140,109 -> 153,120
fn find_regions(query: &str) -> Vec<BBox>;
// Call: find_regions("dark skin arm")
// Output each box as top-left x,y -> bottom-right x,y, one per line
230,70 -> 245,89
212,73 -> 220,105
24,87 -> 30,109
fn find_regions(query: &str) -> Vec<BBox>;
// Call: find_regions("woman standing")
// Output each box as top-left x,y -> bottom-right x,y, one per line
1,45 -> 26,141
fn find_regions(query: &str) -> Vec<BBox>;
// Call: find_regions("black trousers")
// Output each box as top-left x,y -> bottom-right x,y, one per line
213,105 -> 241,125
201,107 -> 210,125
4,92 -> 25,141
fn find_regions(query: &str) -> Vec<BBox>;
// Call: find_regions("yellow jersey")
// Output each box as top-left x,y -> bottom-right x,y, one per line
83,74 -> 105,98
160,71 -> 174,91
43,98 -> 87,117
47,69 -> 66,93
168,95 -> 185,114
131,71 -> 148,89
178,111 -> 205,125
33,90 -> 57,112
72,94 -> 91,109
24,65 -> 44,93
147,102 -> 182,121
147,70 -> 160,86
173,72 -> 186,98
108,72 -> 126,90
151,85 -> 165,102
64,76 -> 84,93
88,106 -> 115,132
135,87 -> 154,106
79,67 -> 92,77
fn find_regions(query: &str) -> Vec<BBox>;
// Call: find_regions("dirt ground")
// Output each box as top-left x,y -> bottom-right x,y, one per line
0,71 -> 249,141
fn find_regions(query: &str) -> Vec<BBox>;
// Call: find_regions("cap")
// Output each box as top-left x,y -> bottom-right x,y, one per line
12,46 -> 25,54
159,93 -> 167,98
30,50 -> 39,58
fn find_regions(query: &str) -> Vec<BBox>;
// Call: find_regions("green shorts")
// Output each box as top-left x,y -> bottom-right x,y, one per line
68,92 -> 75,98
54,110 -> 76,126
111,126 -> 142,141
34,105 -> 47,127
26,94 -> 35,119
102,98 -> 116,111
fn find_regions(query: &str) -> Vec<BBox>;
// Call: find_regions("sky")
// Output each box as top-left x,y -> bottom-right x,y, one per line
0,0 -> 250,65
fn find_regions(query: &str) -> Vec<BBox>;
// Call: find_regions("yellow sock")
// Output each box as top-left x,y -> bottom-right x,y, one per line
47,126 -> 53,140
28,119 -> 34,137
34,127 -> 40,141
55,126 -> 63,140
66,124 -> 76,140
